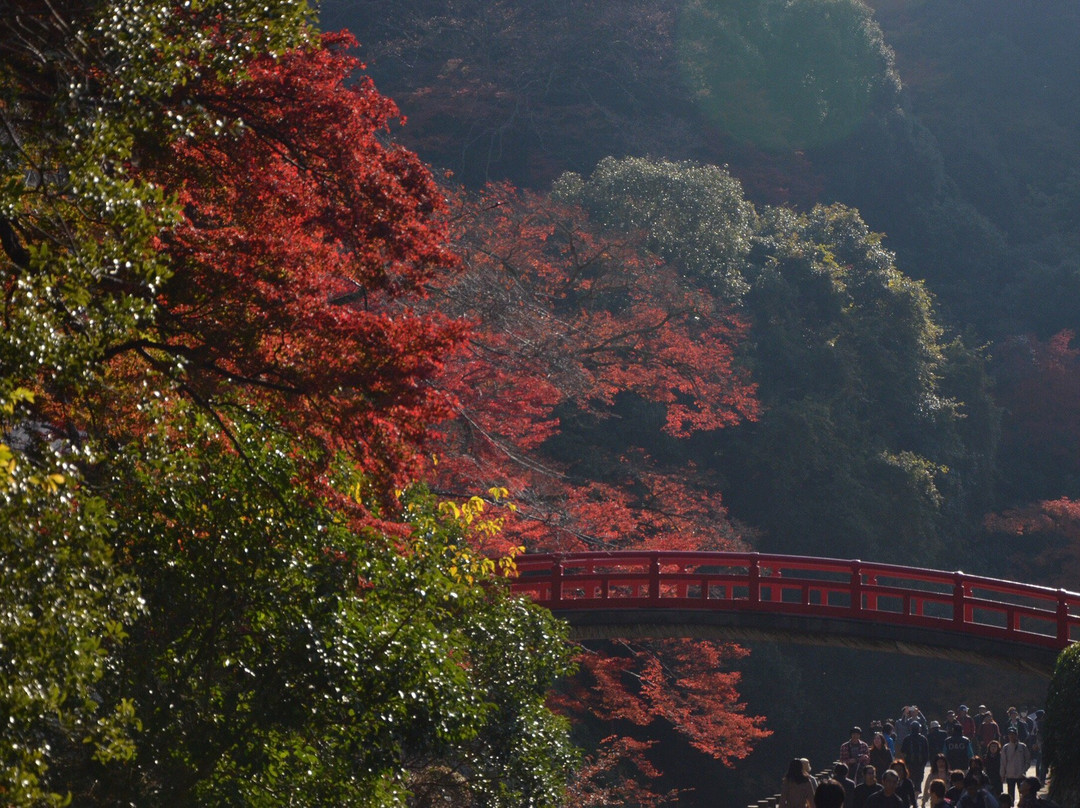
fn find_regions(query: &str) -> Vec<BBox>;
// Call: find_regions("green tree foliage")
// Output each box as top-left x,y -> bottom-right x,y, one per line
1044,643 -> 1080,807
86,404 -> 575,806
0,0 -> 314,398
558,156 -> 996,565
553,157 -> 757,299
677,0 -> 901,151
730,204 -> 960,562
0,391 -> 142,807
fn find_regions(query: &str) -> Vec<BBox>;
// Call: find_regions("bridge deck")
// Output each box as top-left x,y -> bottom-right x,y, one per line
510,551 -> 1080,677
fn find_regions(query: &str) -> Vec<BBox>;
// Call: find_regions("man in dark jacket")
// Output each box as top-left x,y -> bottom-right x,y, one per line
834,763 -> 857,808
928,720 -> 948,760
945,723 -> 974,770
854,766 -> 884,808
866,770 -> 905,808
901,721 -> 930,789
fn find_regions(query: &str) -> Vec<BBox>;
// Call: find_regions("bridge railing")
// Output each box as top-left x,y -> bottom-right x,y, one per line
510,551 -> 1080,650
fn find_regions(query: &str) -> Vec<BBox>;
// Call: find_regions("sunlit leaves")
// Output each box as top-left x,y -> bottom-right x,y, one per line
0,394 -> 141,806
95,407 -> 574,805
554,157 -> 758,299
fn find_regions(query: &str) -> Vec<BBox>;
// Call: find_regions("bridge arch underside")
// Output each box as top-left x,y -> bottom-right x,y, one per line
559,608 -> 1060,678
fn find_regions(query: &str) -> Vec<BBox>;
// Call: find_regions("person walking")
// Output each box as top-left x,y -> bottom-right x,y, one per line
983,741 -> 1003,796
928,721 -> 948,760
855,766 -> 884,808
926,779 -> 949,808
1017,776 -> 1050,808
957,706 -> 977,740
999,727 -> 1031,802
835,763 -> 857,808
866,770 -> 906,808
956,774 -> 1000,808
967,756 -> 990,789
921,755 -> 950,807
902,721 -> 930,789
1029,710 -> 1044,784
781,758 -> 817,808
870,733 -> 894,776
977,711 -> 1001,755
890,761 -> 918,808
842,727 -> 871,783
1004,708 -> 1028,743
945,723 -> 974,771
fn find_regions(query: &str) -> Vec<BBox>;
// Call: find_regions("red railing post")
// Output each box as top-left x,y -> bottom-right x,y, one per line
953,572 -> 966,629
850,560 -> 862,616
1058,590 -> 1070,646
551,560 -> 563,604
749,554 -> 760,604
649,553 -> 661,602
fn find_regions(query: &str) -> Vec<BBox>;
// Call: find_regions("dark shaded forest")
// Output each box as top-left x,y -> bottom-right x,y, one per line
320,0 -> 1080,803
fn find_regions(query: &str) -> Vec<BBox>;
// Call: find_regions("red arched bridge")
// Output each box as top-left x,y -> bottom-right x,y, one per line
510,551 -> 1080,677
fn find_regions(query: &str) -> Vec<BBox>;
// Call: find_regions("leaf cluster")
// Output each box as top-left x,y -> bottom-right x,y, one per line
0,390 -> 142,806
1043,644 -> 1080,807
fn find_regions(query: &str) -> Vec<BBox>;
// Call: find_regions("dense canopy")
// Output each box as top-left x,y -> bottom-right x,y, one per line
5,0 -> 1079,804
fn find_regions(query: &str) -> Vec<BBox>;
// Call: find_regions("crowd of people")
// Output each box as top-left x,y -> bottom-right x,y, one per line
779,705 -> 1055,808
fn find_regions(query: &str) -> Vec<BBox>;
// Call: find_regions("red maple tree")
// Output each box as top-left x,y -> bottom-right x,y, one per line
97,33 -> 466,511
91,33 -> 770,794
995,330 -> 1080,481
984,498 -> 1080,589
429,184 -> 759,554
427,184 -> 770,796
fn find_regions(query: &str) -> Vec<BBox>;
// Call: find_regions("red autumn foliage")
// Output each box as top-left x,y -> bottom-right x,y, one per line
562,641 -> 768,761
427,185 -> 770,794
563,734 -> 678,807
127,33 -> 464,502
994,330 -> 1080,481
100,32 -> 769,794
983,497 -> 1080,589
429,184 -> 759,555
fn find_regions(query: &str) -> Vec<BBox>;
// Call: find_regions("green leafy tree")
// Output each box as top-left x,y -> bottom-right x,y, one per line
726,203 -> 973,563
558,156 -> 995,566
0,0 -> 315,400
0,390 -> 142,807
676,0 -> 901,151
553,157 -> 757,299
1044,643 -> 1080,807
78,404 -> 575,806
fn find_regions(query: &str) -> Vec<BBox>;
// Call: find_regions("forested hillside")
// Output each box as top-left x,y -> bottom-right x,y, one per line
321,0 -> 1080,803
3,0 -> 1077,805
324,0 -> 1080,585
